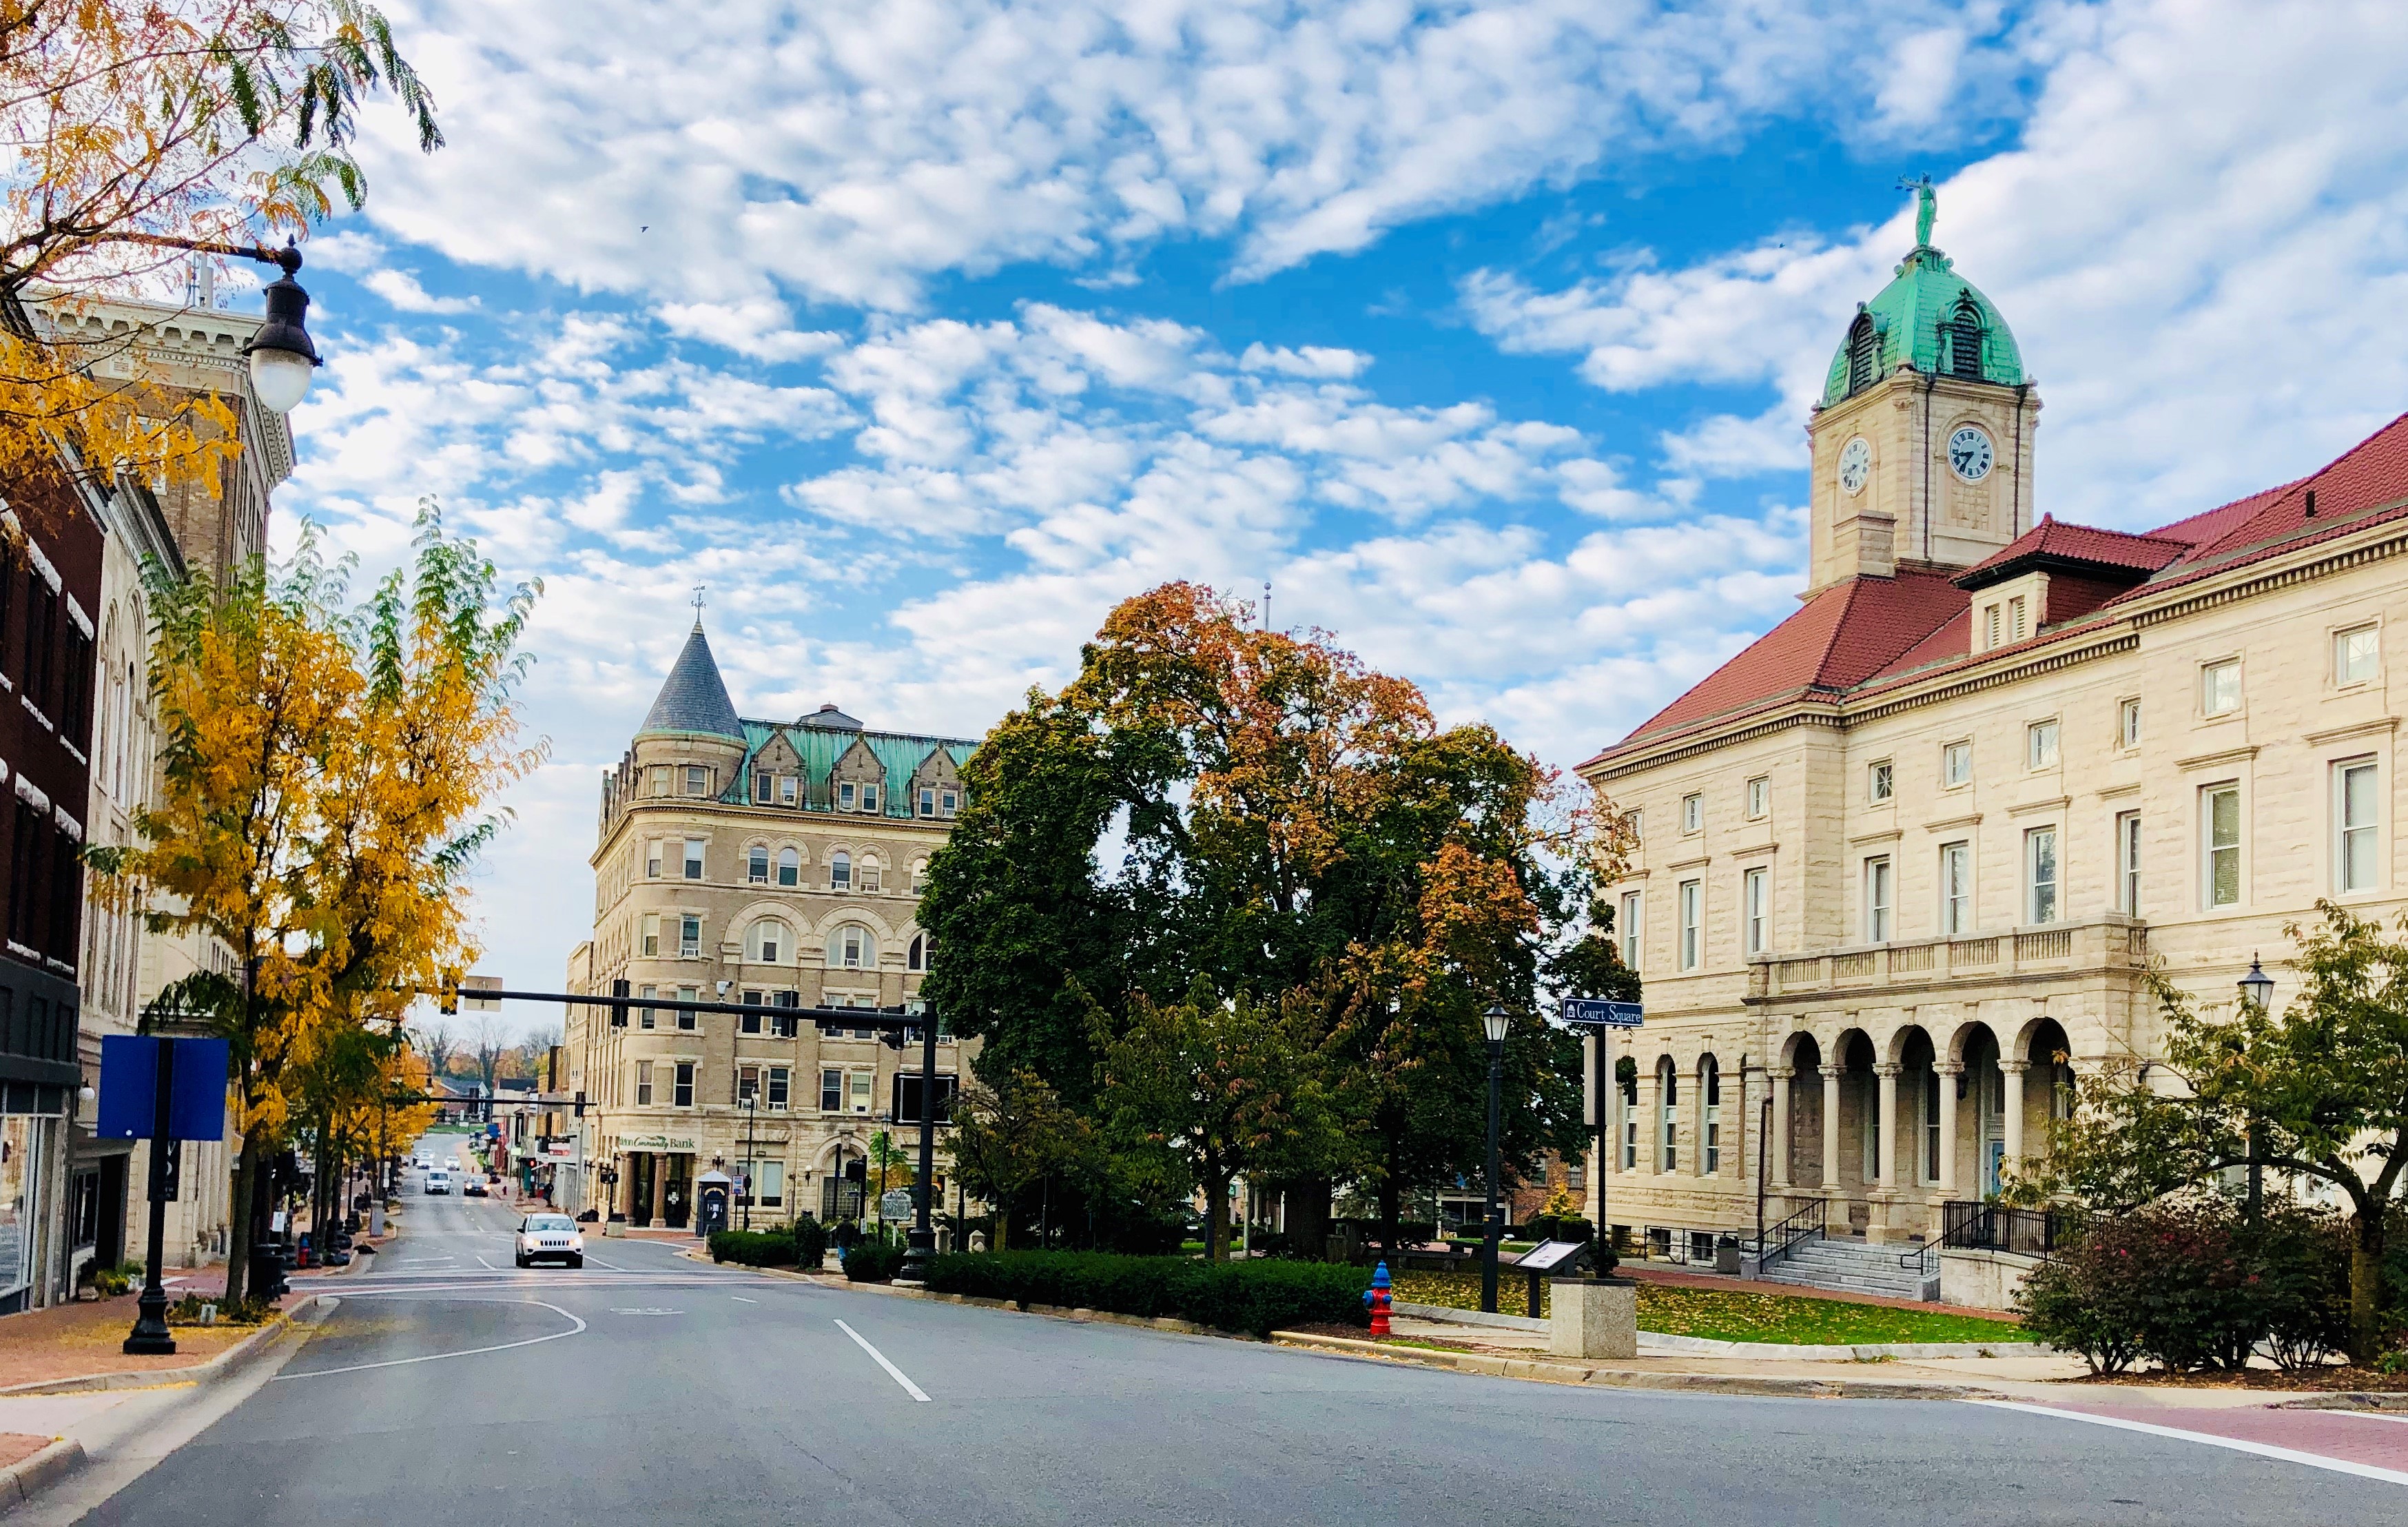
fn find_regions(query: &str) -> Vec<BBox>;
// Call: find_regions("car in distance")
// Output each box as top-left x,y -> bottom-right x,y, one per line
464,1180 -> 488,1197
424,1169 -> 451,1195
515,1213 -> 584,1269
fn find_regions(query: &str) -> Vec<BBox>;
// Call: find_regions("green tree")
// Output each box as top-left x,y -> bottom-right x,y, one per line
1093,984 -> 1344,1261
2023,901 -> 2408,1362
947,1069 -> 1096,1251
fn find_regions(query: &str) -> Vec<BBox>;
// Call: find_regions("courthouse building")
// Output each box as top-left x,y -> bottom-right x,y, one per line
563,622 -> 977,1229
1580,204 -> 2408,1267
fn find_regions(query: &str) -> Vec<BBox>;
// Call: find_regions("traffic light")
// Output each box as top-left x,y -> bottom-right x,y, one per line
574,1091 -> 586,1118
440,982 -> 458,1016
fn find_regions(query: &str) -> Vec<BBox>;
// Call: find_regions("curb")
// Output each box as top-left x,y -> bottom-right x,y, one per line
2278,1392 -> 2408,1411
0,1311 -> 298,1400
0,1438 -> 87,1510
1391,1301 -> 2044,1360
1266,1331 -> 2002,1402
812,1276 -> 1230,1338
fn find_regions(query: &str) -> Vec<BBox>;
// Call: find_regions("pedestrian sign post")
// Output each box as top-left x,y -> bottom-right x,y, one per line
98,1035 -> 230,1355
1555,1000 -> 1640,1271
1557,999 -> 1643,1029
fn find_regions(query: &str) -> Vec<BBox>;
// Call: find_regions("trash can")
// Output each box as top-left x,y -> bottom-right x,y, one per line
1714,1233 -> 1742,1275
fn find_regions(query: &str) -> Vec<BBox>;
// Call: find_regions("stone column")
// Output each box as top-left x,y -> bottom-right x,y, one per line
1770,1065 -> 1793,1189
1934,1062 -> 1962,1200
1820,1063 -> 1844,1196
1873,1063 -> 1900,1189
2001,1059 -> 2028,1175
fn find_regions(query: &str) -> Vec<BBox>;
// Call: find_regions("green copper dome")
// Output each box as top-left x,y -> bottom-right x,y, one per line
1820,244 -> 2025,407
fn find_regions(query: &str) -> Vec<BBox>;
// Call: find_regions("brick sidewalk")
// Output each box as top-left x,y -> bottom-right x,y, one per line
0,1287 -> 298,1392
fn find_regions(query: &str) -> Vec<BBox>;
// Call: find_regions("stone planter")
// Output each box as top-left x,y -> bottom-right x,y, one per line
1549,1278 -> 1638,1360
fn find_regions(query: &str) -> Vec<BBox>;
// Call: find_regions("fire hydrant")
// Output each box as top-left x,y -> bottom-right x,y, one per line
1363,1260 -> 1393,1338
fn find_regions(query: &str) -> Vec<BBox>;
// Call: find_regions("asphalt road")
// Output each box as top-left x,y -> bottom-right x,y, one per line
52,1134 -> 2407,1526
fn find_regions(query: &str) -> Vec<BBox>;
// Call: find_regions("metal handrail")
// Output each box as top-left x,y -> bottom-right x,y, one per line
1897,1238 -> 1937,1275
1940,1200 -> 2061,1259
1759,1198 -> 1824,1269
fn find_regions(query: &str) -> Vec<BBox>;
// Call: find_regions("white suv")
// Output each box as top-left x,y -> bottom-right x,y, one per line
515,1213 -> 585,1269
424,1169 -> 451,1195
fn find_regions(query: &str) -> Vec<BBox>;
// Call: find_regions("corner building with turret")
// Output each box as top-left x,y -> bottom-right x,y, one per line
562,621 -> 979,1229
1580,203 -> 2408,1304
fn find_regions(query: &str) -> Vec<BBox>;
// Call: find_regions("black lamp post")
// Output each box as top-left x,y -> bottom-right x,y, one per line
2237,955 -> 2274,1220
118,236 -> 322,413
1481,1003 -> 1510,1315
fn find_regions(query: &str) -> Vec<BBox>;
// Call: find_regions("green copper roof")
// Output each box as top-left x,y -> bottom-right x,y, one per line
1820,243 -> 2025,407
732,719 -> 978,817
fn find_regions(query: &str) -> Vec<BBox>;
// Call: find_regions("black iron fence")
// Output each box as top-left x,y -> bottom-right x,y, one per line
1940,1200 -> 2061,1259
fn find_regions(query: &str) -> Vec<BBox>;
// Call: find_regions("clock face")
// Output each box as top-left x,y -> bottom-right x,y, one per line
1948,425 -> 1995,483
1838,437 -> 1872,495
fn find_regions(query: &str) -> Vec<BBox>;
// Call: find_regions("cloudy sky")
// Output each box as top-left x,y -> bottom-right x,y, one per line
261,0 -> 2408,990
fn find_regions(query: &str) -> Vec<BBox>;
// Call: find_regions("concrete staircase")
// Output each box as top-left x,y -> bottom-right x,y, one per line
1760,1235 -> 1939,1302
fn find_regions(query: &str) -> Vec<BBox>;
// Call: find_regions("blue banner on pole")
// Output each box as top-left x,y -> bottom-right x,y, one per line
96,1036 -> 230,1140
1557,998 -> 1643,1029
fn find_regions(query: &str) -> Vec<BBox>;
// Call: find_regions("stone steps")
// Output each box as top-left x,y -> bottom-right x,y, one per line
1760,1236 -> 1939,1302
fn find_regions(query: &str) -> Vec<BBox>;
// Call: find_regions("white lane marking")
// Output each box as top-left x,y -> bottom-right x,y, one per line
274,1297 -> 586,1380
474,1255 -> 497,1270
835,1318 -> 931,1403
1972,1401 -> 2408,1488
731,1296 -> 759,1304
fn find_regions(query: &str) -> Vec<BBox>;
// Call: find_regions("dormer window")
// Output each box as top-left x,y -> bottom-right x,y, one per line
754,772 -> 774,804
940,790 -> 957,815
1946,298 -> 1984,380
838,782 -> 855,810
779,775 -> 798,806
1844,312 -> 1879,396
920,788 -> 936,818
862,783 -> 879,813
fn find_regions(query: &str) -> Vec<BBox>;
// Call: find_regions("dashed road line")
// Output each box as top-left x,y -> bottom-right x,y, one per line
836,1318 -> 931,1402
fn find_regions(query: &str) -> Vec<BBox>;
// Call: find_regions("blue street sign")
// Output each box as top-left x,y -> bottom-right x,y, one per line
1558,998 -> 1643,1029
96,1036 -> 230,1140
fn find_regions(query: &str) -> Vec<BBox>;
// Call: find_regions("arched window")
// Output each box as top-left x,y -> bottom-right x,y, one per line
1658,1058 -> 1679,1171
1700,1055 -> 1722,1174
907,933 -> 929,972
776,847 -> 800,887
748,846 -> 770,884
911,859 -> 928,892
1619,1063 -> 1638,1169
754,921 -> 789,963
1845,312 -> 1880,395
830,851 -> 852,890
827,923 -> 874,970
1947,298 -> 1984,380
858,855 -> 882,894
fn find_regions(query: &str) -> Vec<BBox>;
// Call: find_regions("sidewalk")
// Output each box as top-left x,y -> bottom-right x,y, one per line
0,1286 -> 300,1395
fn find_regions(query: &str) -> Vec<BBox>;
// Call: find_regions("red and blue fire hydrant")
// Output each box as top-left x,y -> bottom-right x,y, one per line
1363,1260 -> 1393,1337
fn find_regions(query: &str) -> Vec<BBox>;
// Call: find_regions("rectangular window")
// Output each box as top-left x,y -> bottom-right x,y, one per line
754,772 -> 774,804
683,839 -> 705,880
2008,595 -> 2027,642
1944,741 -> 1972,787
677,985 -> 698,1030
2205,784 -> 2243,907
635,1060 -> 653,1106
1940,841 -> 1971,935
1620,1075 -> 1638,1170
1628,809 -> 1643,844
838,781 -> 856,810
821,1068 -> 843,1112
740,992 -> 763,1034
2120,698 -> 2142,748
1660,1072 -> 1678,1172
1619,892 -> 1642,970
1864,857 -> 1893,943
685,765 -> 709,797
648,766 -> 670,798
2338,759 -> 2379,893
737,1066 -> 759,1105
2117,812 -> 2141,914
2202,659 -> 2241,717
1984,603 -> 2001,649
1678,880 -> 1702,971
1869,760 -> 1893,803
772,990 -> 799,1038
2338,625 -> 2379,686
863,784 -> 880,812
1742,868 -> 1769,956
673,1062 -> 695,1108
850,1072 -> 872,1114
641,914 -> 660,958
940,790 -> 958,814
679,916 -> 701,958
1680,793 -> 1702,834
2026,720 -> 2059,769
2026,826 -> 2059,925
639,985 -> 656,1029
779,775 -> 799,806
1745,776 -> 1769,819
1703,1064 -> 1721,1174
767,1067 -> 790,1110
1923,1069 -> 1942,1183
920,788 -> 936,818
748,846 -> 769,884
646,843 -> 662,879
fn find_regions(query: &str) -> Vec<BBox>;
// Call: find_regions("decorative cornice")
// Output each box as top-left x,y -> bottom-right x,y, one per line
2007,795 -> 2070,818
1729,841 -> 1778,859
1847,829 -> 1903,848
1922,812 -> 1982,832
2174,744 -> 2260,772
2303,716 -> 2399,747
1665,854 -> 1710,872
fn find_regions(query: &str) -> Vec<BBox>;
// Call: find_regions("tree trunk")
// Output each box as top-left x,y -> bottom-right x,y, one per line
1377,1131 -> 1402,1257
2350,1211 -> 2385,1364
1204,1150 -> 1228,1261
1277,1173 -> 1332,1262
225,1139 -> 255,1306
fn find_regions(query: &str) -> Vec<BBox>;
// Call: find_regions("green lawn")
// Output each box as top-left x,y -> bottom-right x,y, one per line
1392,1270 -> 2024,1347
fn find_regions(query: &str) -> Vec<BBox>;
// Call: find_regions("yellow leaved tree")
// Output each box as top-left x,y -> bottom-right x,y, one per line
91,504 -> 542,1304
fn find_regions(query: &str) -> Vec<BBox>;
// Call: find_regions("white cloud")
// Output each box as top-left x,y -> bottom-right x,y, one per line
657,299 -> 844,362
1240,342 -> 1370,379
361,268 -> 480,314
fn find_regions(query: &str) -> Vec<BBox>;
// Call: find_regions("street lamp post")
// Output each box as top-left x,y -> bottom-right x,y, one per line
2237,955 -> 2275,1221
741,1092 -> 759,1232
112,236 -> 322,412
1481,1003 -> 1510,1315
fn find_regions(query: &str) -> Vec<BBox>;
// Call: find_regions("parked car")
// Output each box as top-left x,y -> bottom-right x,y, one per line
515,1212 -> 585,1269
424,1170 -> 451,1195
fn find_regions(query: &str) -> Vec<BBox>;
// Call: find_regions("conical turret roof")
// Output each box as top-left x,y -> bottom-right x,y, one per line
639,623 -> 743,739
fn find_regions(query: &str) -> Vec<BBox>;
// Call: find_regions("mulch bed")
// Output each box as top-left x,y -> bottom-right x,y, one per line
2079,1366 -> 2408,1392
0,1289 -> 291,1391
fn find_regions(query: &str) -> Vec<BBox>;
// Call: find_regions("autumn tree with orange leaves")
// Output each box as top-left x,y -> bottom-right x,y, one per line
921,582 -> 1627,1255
0,0 -> 440,498
91,506 -> 542,1303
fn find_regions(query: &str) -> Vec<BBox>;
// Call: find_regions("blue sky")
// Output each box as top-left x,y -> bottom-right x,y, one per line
251,0 -> 2408,998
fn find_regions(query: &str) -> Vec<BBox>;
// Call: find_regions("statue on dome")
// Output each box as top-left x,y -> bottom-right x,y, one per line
1897,174 -> 1937,247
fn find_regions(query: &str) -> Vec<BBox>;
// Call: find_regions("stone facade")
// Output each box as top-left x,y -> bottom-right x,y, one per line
1576,214 -> 2408,1251
561,624 -> 978,1228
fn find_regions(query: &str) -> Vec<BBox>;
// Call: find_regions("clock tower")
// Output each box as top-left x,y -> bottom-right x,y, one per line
1805,184 -> 2039,593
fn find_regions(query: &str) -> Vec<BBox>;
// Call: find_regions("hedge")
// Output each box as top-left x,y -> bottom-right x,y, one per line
708,1218 -> 831,1269
843,1240 -> 906,1283
925,1251 -> 1372,1337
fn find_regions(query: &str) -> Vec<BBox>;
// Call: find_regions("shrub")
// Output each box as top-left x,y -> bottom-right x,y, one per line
1519,1216 -> 1594,1245
925,1250 -> 1371,1337
843,1240 -> 906,1283
790,1216 -> 830,1268
708,1230 -> 799,1267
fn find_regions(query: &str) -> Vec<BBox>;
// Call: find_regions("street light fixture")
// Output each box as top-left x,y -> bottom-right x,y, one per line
2237,955 -> 2275,1014
243,245 -> 320,412
2236,956 -> 2275,1220
1481,1003 -> 1510,1315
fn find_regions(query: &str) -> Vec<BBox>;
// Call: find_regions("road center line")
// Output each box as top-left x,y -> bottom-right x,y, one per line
834,1318 -> 931,1402
275,1297 -> 588,1380
1970,1401 -> 2408,1488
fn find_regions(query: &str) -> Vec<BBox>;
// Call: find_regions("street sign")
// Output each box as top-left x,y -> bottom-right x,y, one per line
462,975 -> 503,1012
878,1188 -> 915,1223
1558,998 -> 1643,1029
96,1036 -> 229,1140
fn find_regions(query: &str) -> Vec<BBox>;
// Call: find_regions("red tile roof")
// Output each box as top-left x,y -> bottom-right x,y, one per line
1592,410 -> 2408,766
